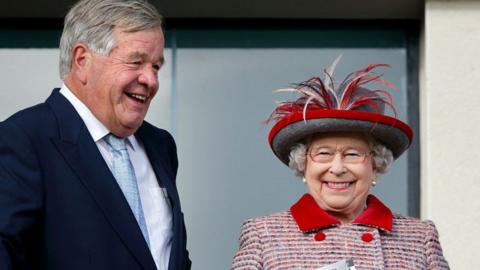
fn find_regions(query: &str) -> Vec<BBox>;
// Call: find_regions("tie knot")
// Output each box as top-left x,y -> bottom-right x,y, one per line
104,134 -> 128,151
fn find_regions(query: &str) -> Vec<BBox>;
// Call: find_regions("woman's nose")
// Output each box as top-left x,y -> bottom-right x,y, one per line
328,153 -> 347,175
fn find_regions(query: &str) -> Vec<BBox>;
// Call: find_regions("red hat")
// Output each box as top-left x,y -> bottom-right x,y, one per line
267,57 -> 413,166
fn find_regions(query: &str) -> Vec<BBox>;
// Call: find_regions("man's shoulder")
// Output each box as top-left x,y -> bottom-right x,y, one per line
0,101 -> 56,152
138,121 -> 174,142
2,101 -> 54,129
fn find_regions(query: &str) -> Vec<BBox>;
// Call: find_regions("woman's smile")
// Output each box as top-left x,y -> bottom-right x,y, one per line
323,180 -> 356,191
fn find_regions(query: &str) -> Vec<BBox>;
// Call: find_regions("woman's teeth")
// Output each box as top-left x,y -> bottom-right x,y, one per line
326,182 -> 352,189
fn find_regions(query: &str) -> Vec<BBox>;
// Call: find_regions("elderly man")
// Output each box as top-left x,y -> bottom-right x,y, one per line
0,0 -> 190,269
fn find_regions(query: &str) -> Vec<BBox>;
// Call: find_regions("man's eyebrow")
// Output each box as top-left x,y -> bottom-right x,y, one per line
127,51 -> 164,65
126,51 -> 147,60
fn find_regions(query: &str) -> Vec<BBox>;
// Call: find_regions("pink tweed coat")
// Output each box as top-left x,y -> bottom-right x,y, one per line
232,194 -> 449,270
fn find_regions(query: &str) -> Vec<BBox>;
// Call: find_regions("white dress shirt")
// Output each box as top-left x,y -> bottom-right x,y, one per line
60,84 -> 172,270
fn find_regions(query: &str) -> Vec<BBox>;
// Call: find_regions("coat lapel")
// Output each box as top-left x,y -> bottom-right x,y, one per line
291,193 -> 393,233
46,89 -> 157,269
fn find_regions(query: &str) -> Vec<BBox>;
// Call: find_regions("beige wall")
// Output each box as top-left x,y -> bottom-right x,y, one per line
422,0 -> 480,267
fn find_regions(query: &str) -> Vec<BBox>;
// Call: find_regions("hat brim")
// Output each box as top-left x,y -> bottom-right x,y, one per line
269,110 -> 413,165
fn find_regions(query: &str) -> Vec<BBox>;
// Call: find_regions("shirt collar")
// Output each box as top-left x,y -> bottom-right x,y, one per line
59,84 -> 136,149
290,193 -> 393,233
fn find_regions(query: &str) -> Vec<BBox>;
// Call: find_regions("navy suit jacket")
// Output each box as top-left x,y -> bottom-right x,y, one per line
0,89 -> 191,269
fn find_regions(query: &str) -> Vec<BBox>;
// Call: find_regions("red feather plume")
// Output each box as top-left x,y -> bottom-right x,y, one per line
265,56 -> 397,124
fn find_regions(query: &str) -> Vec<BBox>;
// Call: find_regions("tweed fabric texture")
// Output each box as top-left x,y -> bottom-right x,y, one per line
104,134 -> 150,247
232,204 -> 449,269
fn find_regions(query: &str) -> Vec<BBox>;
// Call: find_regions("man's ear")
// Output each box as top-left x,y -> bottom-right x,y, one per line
70,43 -> 91,84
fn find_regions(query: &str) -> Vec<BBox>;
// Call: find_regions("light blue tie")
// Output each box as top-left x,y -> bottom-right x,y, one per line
104,134 -> 150,247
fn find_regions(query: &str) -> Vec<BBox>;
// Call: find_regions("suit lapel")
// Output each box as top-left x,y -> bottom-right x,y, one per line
46,89 -> 157,269
136,126 -> 186,270
136,126 -> 179,208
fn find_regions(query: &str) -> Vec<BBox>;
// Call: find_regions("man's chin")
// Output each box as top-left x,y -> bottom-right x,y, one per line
110,122 -> 143,137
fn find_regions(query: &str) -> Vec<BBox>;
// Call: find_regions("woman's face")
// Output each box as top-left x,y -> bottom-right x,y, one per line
304,132 -> 376,222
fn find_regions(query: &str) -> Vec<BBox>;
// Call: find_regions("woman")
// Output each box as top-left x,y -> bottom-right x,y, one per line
232,59 -> 449,269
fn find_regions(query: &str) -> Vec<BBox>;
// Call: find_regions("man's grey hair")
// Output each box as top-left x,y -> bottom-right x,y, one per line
59,0 -> 163,79
288,135 -> 394,178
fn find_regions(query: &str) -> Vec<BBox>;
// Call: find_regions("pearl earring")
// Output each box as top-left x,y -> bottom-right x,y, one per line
372,180 -> 377,186
302,177 -> 306,183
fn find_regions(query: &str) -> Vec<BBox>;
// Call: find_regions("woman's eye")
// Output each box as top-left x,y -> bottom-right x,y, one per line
344,150 -> 363,158
315,151 -> 333,156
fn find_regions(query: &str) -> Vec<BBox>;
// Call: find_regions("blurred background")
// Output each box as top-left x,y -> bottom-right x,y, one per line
1,0 -> 479,268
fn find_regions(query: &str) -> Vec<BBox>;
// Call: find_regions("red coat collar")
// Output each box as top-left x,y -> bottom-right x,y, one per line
290,194 -> 392,233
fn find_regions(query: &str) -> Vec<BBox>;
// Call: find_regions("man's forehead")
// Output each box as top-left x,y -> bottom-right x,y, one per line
112,30 -> 164,61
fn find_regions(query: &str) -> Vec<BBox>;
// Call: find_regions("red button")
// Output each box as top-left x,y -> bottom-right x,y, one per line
314,232 -> 326,241
361,232 -> 374,242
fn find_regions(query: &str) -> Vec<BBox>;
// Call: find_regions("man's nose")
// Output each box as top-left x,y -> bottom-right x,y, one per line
138,65 -> 159,90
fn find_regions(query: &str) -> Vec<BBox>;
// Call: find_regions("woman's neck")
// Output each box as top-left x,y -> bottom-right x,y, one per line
326,203 -> 367,224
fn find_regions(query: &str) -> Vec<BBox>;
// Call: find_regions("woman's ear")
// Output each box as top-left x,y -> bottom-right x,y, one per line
70,43 -> 91,84
371,155 -> 377,173
371,159 -> 379,186
372,167 -> 378,179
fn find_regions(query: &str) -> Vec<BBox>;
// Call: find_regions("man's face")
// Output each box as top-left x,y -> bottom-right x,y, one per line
84,27 -> 164,137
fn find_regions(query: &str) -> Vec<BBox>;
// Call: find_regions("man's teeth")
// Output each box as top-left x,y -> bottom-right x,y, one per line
131,94 -> 147,101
